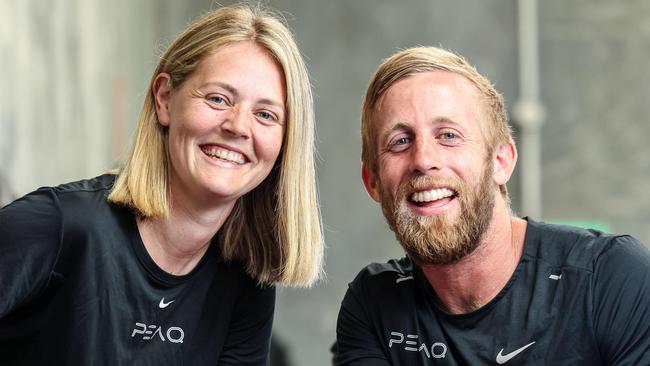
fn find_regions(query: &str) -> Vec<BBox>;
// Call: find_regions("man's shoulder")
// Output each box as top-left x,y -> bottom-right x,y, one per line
528,219 -> 647,271
348,256 -> 417,293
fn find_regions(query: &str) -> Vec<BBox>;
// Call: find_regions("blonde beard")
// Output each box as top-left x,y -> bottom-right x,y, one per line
380,163 -> 495,265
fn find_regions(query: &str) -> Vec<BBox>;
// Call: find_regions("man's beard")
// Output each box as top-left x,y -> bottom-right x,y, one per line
379,162 -> 495,265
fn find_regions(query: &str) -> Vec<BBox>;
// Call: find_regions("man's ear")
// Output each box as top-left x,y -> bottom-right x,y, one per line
492,138 -> 518,186
152,73 -> 172,127
362,163 -> 381,202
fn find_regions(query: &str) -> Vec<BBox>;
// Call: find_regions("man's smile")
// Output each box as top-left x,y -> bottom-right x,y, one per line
410,187 -> 457,207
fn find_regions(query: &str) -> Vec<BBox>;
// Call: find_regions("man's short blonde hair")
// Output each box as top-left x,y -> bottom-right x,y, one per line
108,4 -> 323,287
361,47 -> 512,196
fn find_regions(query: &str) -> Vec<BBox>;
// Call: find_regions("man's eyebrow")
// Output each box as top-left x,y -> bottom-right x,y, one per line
433,116 -> 461,127
378,117 -> 465,141
379,122 -> 411,143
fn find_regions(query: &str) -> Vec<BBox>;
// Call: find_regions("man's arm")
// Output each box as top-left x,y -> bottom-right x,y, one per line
592,235 -> 650,364
335,286 -> 391,366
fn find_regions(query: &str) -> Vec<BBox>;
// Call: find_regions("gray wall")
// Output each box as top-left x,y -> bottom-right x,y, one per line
3,1 -> 650,365
266,1 -> 517,365
539,0 -> 650,242
268,1 -> 518,364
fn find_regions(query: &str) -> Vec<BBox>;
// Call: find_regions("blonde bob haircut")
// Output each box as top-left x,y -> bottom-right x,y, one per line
109,4 -> 323,287
361,46 -> 513,198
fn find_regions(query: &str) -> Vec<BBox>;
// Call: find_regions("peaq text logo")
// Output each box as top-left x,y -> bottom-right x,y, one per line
131,322 -> 185,344
389,331 -> 447,359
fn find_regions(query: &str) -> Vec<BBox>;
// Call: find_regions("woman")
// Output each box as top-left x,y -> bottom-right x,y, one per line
0,4 -> 323,365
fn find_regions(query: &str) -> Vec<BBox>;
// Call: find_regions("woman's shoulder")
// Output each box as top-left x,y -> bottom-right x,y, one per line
52,174 -> 116,199
1,174 -> 130,244
3,174 -> 117,211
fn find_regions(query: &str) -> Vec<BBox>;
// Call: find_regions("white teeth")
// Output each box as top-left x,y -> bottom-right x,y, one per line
202,146 -> 245,164
411,188 -> 455,203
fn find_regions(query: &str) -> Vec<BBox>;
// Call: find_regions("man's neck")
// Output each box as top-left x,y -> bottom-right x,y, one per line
419,208 -> 527,315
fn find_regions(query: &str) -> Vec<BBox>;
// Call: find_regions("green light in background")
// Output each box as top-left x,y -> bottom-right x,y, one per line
549,220 -> 611,233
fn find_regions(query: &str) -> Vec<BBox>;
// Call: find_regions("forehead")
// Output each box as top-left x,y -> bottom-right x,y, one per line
374,71 -> 484,134
187,41 -> 286,96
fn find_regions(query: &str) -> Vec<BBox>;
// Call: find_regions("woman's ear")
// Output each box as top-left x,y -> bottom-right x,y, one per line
362,163 -> 381,203
492,138 -> 518,186
152,73 -> 172,127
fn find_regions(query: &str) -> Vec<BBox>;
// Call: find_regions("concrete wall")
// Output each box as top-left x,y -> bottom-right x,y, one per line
539,0 -> 650,242
3,1 -> 650,365
261,1 -> 516,365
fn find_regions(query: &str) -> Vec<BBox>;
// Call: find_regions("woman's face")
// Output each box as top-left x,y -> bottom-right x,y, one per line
154,41 -> 286,210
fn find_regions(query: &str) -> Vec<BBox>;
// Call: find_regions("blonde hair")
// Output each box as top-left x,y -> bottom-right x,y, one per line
108,4 -> 323,287
361,46 -> 512,197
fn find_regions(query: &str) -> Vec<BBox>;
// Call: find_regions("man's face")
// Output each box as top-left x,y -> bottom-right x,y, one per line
362,71 -> 497,265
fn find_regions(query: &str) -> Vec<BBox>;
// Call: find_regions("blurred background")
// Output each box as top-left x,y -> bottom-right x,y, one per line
2,1 -> 650,365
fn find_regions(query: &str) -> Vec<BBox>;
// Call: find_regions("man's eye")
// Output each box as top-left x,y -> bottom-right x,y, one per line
437,130 -> 463,146
386,136 -> 411,152
393,137 -> 410,145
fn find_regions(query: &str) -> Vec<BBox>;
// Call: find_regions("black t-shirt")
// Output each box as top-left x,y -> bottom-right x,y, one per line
0,175 -> 275,365
335,219 -> 650,365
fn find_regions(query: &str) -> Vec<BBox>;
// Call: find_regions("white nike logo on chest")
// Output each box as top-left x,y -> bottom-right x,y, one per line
496,341 -> 536,364
159,297 -> 175,308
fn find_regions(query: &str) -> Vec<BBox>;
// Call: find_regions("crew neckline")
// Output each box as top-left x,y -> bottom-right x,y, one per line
123,207 -> 220,287
415,217 -> 540,319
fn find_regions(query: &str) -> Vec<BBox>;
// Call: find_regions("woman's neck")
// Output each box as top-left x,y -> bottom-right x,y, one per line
137,191 -> 236,276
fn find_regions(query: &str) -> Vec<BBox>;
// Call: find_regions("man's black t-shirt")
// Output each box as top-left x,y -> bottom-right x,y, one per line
335,219 -> 650,365
0,175 -> 275,365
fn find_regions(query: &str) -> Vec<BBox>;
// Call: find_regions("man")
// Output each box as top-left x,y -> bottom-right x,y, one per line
335,46 -> 650,365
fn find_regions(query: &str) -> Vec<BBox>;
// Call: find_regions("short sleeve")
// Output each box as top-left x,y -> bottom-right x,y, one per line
592,236 -> 650,364
217,281 -> 276,366
0,188 -> 62,319
335,283 -> 391,366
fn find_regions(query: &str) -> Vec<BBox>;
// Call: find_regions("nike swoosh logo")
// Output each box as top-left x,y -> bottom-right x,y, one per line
159,298 -> 175,309
496,341 -> 536,364
395,275 -> 414,284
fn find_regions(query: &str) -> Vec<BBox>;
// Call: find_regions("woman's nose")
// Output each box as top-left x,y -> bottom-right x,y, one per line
221,107 -> 251,138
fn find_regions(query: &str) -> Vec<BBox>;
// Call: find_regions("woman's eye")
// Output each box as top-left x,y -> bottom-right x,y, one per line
257,111 -> 275,121
441,132 -> 457,139
208,95 -> 226,105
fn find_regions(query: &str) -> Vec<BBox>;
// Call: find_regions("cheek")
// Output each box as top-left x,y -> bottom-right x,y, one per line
169,99 -> 212,131
378,156 -> 406,186
256,127 -> 285,162
453,150 -> 487,180
167,122 -> 195,154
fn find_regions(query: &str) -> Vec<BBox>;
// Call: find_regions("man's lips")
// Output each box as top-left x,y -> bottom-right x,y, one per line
409,187 -> 457,207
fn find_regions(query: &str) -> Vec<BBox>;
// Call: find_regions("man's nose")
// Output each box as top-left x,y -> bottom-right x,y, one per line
221,107 -> 251,138
409,139 -> 440,174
